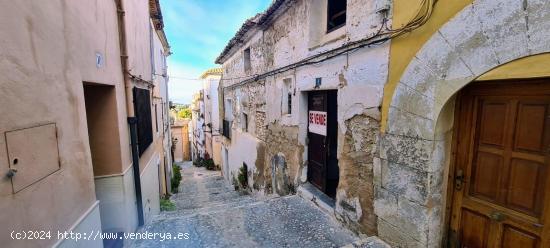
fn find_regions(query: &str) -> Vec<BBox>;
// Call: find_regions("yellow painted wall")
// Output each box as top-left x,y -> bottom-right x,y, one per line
383,1 -> 550,131
382,0 -> 472,131
477,53 -> 550,81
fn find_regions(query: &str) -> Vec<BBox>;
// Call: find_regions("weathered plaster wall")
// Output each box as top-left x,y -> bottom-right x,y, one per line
0,0 -> 168,246
124,0 -> 153,82
219,0 -> 391,235
336,114 -> 379,235
0,0 -> 125,246
262,123 -> 304,195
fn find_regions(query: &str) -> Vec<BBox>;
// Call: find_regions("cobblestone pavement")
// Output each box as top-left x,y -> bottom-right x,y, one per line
126,161 -> 359,248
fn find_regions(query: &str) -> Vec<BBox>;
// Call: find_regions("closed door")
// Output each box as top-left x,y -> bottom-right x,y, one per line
308,91 -> 328,191
307,90 -> 338,197
451,81 -> 550,247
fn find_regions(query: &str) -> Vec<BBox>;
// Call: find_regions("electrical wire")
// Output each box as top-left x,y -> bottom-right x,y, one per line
221,0 -> 438,90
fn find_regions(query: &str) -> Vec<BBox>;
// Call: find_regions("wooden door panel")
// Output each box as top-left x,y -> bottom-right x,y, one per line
470,151 -> 503,202
506,159 -> 545,216
478,101 -> 509,147
460,209 -> 491,247
308,133 -> 326,189
461,197 -> 542,236
514,103 -> 547,152
451,81 -> 550,248
502,226 -> 539,248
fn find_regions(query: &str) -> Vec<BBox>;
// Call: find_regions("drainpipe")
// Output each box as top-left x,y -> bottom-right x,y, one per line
115,0 -> 144,227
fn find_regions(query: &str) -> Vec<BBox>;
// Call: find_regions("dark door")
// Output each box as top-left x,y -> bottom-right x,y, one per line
450,80 -> 550,247
308,90 -> 338,198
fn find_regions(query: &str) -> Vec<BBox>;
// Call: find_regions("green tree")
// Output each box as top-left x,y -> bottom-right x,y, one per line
177,108 -> 192,119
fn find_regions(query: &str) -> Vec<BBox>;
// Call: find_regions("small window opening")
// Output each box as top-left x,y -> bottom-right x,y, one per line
242,113 -> 249,132
282,78 -> 293,115
243,48 -> 252,72
288,93 -> 292,115
327,0 -> 347,33
154,104 -> 159,132
224,99 -> 233,120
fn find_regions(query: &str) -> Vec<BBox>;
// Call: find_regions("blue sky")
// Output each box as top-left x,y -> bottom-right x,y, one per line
161,0 -> 272,104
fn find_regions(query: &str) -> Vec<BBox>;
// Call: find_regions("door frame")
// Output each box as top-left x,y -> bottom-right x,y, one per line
445,79 -> 550,247
305,89 -> 339,198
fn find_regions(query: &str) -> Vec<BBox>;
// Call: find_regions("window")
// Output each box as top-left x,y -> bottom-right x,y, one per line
287,93 -> 292,115
223,98 -> 233,139
154,104 -> 159,133
327,0 -> 347,33
222,120 -> 232,139
161,102 -> 166,131
243,48 -> 251,72
282,78 -> 292,115
224,99 -> 233,121
242,113 -> 248,132
133,87 -> 153,156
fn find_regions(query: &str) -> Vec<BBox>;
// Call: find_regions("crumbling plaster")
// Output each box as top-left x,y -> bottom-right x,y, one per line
379,0 -> 550,246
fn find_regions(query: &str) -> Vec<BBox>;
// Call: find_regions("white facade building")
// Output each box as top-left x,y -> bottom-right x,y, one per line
201,68 -> 223,167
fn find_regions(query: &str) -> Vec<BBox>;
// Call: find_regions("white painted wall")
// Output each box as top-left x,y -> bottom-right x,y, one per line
225,130 -> 261,184
94,166 -> 138,234
55,202 -> 103,248
140,154 -> 161,224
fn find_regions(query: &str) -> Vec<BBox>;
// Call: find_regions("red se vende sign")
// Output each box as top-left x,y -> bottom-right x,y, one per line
308,111 -> 327,136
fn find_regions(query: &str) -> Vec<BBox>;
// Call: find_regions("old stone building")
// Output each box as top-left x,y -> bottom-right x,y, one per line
190,91 -> 206,161
0,0 -> 172,247
217,0 -> 390,237
201,68 -> 223,167
171,119 -> 191,162
216,0 -> 550,247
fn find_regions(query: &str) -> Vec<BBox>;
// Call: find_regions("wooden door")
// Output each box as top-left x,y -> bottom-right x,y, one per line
308,91 -> 328,191
450,81 -> 550,247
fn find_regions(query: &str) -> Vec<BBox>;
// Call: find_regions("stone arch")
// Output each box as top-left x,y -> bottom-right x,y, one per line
376,0 -> 550,246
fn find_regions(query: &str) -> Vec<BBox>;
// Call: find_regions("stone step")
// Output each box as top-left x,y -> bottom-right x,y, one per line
179,178 -> 230,186
171,185 -> 237,200
172,194 -> 256,211
155,196 -> 264,221
171,191 -> 239,204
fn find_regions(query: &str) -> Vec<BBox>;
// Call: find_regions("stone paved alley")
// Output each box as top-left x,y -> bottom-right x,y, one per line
126,162 -> 381,248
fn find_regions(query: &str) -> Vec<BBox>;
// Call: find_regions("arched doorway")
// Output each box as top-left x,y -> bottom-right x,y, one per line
376,0 -> 550,246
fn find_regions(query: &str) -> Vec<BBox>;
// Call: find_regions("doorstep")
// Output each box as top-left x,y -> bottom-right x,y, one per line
298,183 -> 392,247
297,182 -> 336,215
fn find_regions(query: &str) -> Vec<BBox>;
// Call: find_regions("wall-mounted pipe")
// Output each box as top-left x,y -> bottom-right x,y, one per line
114,0 -> 144,227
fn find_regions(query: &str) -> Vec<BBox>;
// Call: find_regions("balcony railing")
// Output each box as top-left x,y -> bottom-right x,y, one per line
222,120 -> 231,139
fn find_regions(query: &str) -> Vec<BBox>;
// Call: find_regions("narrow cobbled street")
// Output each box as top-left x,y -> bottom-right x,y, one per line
128,162 -> 364,248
